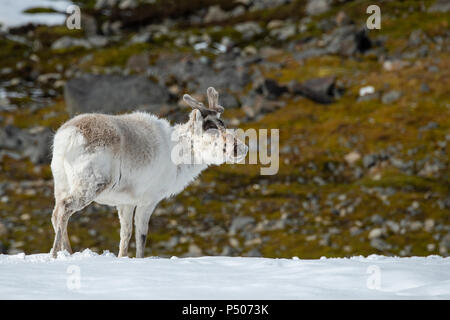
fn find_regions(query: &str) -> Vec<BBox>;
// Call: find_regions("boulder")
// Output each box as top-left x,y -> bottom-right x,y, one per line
229,216 -> 255,235
64,74 -> 170,116
0,125 -> 52,164
234,22 -> 263,40
306,0 -> 331,16
204,5 -> 229,23
428,0 -> 450,13
51,36 -> 108,50
242,94 -> 285,119
51,36 -> 91,50
324,25 -> 372,56
381,90 -> 402,104
258,78 -> 288,99
288,76 -> 338,104
269,24 -> 297,41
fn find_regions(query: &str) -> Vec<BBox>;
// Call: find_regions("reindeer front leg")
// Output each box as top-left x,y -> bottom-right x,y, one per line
117,205 -> 135,257
134,203 -> 157,258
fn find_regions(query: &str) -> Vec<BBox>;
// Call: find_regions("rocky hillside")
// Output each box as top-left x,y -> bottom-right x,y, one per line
0,0 -> 449,258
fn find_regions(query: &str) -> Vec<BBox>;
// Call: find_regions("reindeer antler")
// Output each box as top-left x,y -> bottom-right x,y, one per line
183,87 -> 224,115
207,87 -> 224,113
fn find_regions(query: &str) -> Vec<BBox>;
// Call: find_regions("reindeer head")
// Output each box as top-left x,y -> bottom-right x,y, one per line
183,87 -> 248,165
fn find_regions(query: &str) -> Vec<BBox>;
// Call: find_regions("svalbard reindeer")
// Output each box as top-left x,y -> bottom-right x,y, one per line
50,87 -> 247,258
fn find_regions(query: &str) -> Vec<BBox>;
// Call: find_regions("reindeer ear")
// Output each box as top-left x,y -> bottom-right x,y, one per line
189,109 -> 202,122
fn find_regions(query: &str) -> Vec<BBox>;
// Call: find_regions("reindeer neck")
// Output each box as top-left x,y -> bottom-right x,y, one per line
170,122 -> 208,187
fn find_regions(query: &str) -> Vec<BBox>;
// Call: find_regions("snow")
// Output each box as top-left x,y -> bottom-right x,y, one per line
0,0 -> 72,29
1,250 -> 449,299
359,85 -> 375,96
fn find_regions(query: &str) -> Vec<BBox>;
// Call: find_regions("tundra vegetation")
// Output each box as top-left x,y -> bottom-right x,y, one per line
0,0 -> 448,258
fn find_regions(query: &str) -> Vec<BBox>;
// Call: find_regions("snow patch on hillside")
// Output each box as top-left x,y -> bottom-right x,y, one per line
0,0 -> 72,29
0,250 -> 449,299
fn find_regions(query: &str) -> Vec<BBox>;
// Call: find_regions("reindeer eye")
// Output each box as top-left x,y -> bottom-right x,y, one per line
216,119 -> 225,127
203,120 -> 217,131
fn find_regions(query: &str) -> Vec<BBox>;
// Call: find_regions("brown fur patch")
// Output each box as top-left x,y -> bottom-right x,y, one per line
62,114 -> 121,152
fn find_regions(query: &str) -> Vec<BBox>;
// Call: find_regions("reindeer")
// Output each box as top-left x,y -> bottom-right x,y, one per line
50,87 -> 248,258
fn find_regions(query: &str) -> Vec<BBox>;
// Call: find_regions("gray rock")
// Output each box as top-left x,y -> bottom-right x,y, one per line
51,36 -> 108,50
119,0 -> 139,10
301,76 -> 337,97
306,0 -> 331,16
371,214 -> 385,225
289,76 -> 338,104
95,0 -> 119,10
381,90 -> 402,104
0,241 -> 6,254
419,44 -> 429,57
246,248 -> 262,257
0,125 -> 52,164
420,83 -> 431,93
234,22 -> 263,41
258,79 -> 288,99
0,183 -> 6,197
363,154 -> 377,168
349,226 -> 362,236
408,29 -> 424,47
229,216 -> 255,235
52,37 -> 91,50
101,21 -> 122,36
353,166 -> 363,179
324,25 -> 372,56
165,236 -> 179,248
386,220 -> 400,233
23,127 -> 53,164
64,74 -> 170,115
407,201 -> 422,216
294,48 -> 328,61
220,245 -> 237,256
357,92 -> 380,103
231,5 -> 246,17
439,233 -> 450,255
313,176 -> 326,186
428,0 -> 450,13
130,31 -> 152,44
370,238 -> 391,251
428,65 -> 439,73
186,243 -> 203,257
0,220 -> 7,237
248,0 -> 292,11
419,121 -> 439,131
147,55 -> 251,95
204,5 -> 229,23
81,14 -> 98,37
241,94 -> 285,119
368,228 -> 384,239
317,18 -> 336,32
87,36 -> 109,48
269,24 -> 297,41
220,92 -> 239,109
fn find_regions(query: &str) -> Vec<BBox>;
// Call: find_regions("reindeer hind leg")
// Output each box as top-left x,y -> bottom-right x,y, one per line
51,180 -> 109,258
